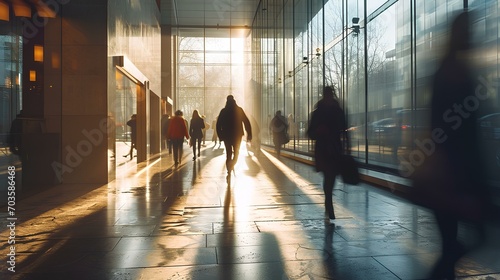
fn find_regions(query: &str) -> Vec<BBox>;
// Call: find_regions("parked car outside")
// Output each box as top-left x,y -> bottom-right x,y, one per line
369,118 -> 397,145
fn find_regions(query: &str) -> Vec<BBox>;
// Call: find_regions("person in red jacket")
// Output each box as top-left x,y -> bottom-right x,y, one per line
167,110 -> 189,166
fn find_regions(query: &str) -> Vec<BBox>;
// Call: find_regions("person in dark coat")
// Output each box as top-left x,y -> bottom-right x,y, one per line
123,114 -> 137,159
8,111 -> 24,157
423,12 -> 492,279
307,86 -> 347,220
189,109 -> 205,160
270,110 -> 288,156
216,95 -> 252,177
161,113 -> 172,154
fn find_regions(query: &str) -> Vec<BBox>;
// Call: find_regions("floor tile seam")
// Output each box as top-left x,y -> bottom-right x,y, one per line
208,241 -> 304,249
252,218 -> 346,223
370,256 -> 402,280
14,236 -> 123,242
182,202 -> 325,209
397,224 -> 437,238
333,236 -> 439,243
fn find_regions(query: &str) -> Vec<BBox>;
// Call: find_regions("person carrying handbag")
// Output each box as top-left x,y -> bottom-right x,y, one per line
307,86 -> 348,220
270,110 -> 289,156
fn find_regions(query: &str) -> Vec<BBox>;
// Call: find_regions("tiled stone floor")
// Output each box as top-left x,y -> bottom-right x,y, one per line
1,142 -> 499,279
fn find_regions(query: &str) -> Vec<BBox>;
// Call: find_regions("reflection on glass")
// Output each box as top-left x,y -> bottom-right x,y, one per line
115,70 -> 137,166
0,34 -> 23,198
366,4 -> 404,168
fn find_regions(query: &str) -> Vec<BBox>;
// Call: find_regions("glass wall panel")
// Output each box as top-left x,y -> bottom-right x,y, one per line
469,0 -> 500,184
0,27 -> 23,194
276,0 -> 285,117
310,1 -> 323,102
114,71 -> 137,166
178,65 -> 204,87
324,0 -> 343,88
284,0 -> 296,146
178,87 -> 205,121
293,0 -> 309,153
205,66 -> 231,87
367,0 -> 388,15
0,33 -> 22,146
392,0 -> 413,165
178,51 -> 204,64
178,30 -> 204,50
366,4 -> 399,168
205,53 -> 230,64
263,25 -> 277,145
205,36 -> 230,51
346,0 -> 366,162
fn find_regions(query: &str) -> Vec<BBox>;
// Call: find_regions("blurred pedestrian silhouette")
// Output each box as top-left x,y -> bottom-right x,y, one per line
123,114 -> 136,159
270,110 -> 289,156
8,110 -> 24,157
247,114 -> 261,156
216,95 -> 252,179
161,113 -> 172,154
201,115 -> 209,146
411,11 -> 494,279
189,109 -> 205,160
307,86 -> 347,220
288,113 -> 296,139
167,110 -> 189,166
212,117 -> 221,148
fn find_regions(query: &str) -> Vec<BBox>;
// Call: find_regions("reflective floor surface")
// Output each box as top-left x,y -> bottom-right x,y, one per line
1,142 -> 499,279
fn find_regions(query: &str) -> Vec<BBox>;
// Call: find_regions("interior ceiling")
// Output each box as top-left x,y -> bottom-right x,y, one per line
161,0 -> 260,29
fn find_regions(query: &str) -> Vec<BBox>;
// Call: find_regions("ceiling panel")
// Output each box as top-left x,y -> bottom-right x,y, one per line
161,0 -> 260,28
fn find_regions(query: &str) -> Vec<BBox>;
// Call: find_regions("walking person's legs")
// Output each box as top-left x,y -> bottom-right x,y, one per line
197,138 -> 201,156
172,139 -> 182,165
179,140 -> 184,161
192,138 -> 197,160
126,143 -> 133,159
223,140 -> 234,173
323,172 -> 336,219
431,212 -> 461,279
123,140 -> 134,159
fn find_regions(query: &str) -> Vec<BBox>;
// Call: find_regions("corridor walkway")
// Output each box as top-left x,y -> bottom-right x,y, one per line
1,142 -> 499,279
